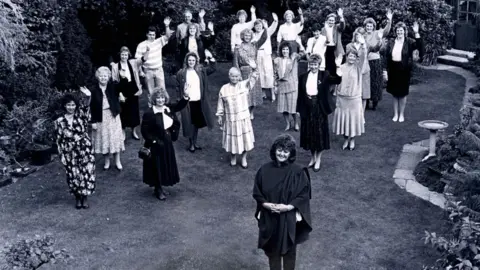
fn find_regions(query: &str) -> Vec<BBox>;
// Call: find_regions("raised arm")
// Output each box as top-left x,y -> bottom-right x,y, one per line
231,26 -> 237,52
276,24 -> 284,44
337,8 -> 345,32
410,22 -> 424,60
298,8 -> 304,27
381,9 -> 393,37
245,6 -> 257,29
198,9 -> 206,31
267,13 -> 279,36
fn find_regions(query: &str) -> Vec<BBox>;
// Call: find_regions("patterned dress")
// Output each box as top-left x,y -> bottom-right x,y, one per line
55,102 -> 96,196
234,42 -> 264,108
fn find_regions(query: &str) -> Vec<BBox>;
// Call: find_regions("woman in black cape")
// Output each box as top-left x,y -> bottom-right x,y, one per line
253,134 -> 312,270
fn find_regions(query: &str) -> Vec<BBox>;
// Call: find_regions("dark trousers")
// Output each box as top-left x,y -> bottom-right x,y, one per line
266,245 -> 297,270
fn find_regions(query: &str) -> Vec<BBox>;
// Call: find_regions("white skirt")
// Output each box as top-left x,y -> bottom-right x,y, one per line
256,50 -> 274,89
332,96 -> 365,137
222,118 -> 255,154
93,109 -> 125,154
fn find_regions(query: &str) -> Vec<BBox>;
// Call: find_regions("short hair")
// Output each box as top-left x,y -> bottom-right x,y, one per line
119,46 -> 131,58
253,19 -> 263,28
326,13 -> 337,21
311,23 -> 322,32
278,41 -> 293,57
95,66 -> 111,80
308,54 -> 322,64
237,10 -> 247,19
183,52 -> 199,68
150,88 -> 170,105
394,22 -> 408,37
352,27 -> 366,42
60,94 -> 79,111
184,9 -> 192,15
228,67 -> 241,76
345,48 -> 359,58
363,17 -> 377,29
283,10 -> 294,20
240,28 -> 253,41
146,26 -> 156,34
270,134 -> 297,163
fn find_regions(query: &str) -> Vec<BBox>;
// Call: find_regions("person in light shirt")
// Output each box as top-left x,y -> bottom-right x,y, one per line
176,52 -> 217,153
296,55 -> 340,172
276,8 -> 305,54
305,25 -> 327,71
134,18 -> 174,106
320,9 -> 345,78
230,6 -> 257,52
176,9 -> 206,43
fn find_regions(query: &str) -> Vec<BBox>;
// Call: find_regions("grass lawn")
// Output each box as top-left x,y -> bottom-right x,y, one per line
0,63 -> 465,270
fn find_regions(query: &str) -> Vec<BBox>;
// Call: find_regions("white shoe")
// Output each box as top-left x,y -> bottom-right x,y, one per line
392,115 -> 399,122
398,115 -> 404,122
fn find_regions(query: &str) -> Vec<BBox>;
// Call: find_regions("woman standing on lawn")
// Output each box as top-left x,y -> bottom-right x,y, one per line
141,89 -> 190,201
54,88 -> 95,209
177,22 -> 215,67
273,41 -> 303,131
90,67 -> 125,171
176,52 -> 216,153
332,49 -> 365,151
110,46 -> 143,140
233,27 -> 268,120
252,14 -> 279,102
345,27 -> 383,111
383,21 -> 424,122
276,9 -> 305,53
297,54 -> 340,172
253,134 -> 312,270
216,61 -> 258,168
363,10 -> 393,110
230,6 -> 257,52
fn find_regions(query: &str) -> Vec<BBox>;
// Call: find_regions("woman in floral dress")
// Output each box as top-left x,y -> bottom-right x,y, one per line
54,88 -> 95,209
233,27 -> 267,120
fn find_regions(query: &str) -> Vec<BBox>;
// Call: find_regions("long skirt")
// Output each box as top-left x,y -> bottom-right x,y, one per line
332,96 -> 365,137
240,66 -> 263,107
61,137 -> 96,196
143,134 -> 180,187
277,91 -> 298,114
325,46 -> 338,76
257,50 -> 274,89
120,96 -> 140,128
361,71 -> 371,100
386,61 -> 411,98
93,109 -> 125,154
369,59 -> 384,103
189,100 -> 207,128
222,118 -> 255,154
300,96 -> 330,152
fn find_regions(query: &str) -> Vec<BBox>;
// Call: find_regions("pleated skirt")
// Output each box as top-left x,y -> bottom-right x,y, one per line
93,109 -> 125,154
257,50 -> 274,89
332,96 -> 365,137
277,90 -> 298,114
222,118 -> 255,154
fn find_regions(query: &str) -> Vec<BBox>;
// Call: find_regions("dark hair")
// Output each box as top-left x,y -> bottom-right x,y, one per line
147,26 -> 157,34
269,134 -> 296,163
308,54 -> 322,64
278,41 -> 293,57
60,94 -> 79,111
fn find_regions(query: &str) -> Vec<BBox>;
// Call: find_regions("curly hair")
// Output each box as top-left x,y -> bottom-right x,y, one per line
308,54 -> 322,64
240,28 -> 253,42
278,41 -> 293,57
183,52 -> 199,68
326,13 -> 337,21
95,66 -> 111,81
186,23 -> 201,38
394,22 -> 408,37
60,93 -> 79,112
363,17 -> 377,29
345,48 -> 359,58
151,88 -> 170,105
270,134 -> 297,163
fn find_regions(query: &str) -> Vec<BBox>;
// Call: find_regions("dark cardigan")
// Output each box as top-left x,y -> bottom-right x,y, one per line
90,82 -> 121,123
383,36 -> 424,72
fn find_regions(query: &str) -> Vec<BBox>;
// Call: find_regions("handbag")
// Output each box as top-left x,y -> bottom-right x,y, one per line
138,138 -> 151,160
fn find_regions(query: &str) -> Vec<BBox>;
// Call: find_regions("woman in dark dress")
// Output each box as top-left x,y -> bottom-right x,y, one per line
177,22 -> 215,69
383,21 -> 423,123
141,88 -> 190,200
111,46 -> 143,139
55,88 -> 95,209
297,54 -> 340,172
176,52 -> 216,152
253,134 -> 312,270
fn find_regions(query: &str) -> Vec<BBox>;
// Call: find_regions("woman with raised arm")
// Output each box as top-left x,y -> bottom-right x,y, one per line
383,21 -> 424,122
141,88 -> 190,201
252,13 -> 279,101
276,8 -> 305,53
233,26 -> 268,120
364,10 -> 393,110
230,6 -> 257,52
54,88 -> 96,209
176,52 -> 216,153
321,8 -> 345,78
178,22 -> 215,68
216,60 -> 259,168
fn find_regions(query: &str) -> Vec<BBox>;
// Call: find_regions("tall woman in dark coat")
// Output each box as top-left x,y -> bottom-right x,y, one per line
253,134 -> 312,270
141,88 -> 190,201
297,54 -> 340,172
383,21 -> 423,123
177,22 -> 215,68
176,52 -> 216,152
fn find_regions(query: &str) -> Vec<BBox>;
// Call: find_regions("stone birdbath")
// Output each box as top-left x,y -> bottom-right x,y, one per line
418,120 -> 449,162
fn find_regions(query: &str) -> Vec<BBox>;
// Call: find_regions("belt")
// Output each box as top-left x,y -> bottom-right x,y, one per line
307,95 -> 318,99
145,67 -> 162,71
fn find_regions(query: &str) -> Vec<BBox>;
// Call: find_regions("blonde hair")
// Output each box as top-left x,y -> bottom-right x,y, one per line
95,66 -> 111,80
150,88 -> 170,105
352,27 -> 366,42
240,28 -> 253,42
119,46 -> 131,58
228,67 -> 241,76
363,18 -> 377,29
283,10 -> 294,20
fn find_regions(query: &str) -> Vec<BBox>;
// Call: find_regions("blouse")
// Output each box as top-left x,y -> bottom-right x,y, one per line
336,63 -> 362,97
306,72 -> 318,96
187,37 -> 199,55
231,20 -> 256,52
100,85 -> 109,110
152,106 -> 173,129
186,69 -> 201,101
392,39 -> 404,62
325,26 -> 334,45
216,77 -> 256,122
277,22 -> 303,43
119,62 -> 132,82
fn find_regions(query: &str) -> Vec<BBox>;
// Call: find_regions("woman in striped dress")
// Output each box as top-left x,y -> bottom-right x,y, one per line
216,61 -> 259,169
364,10 -> 393,110
252,13 -> 278,102
233,27 -> 267,120
274,41 -> 303,131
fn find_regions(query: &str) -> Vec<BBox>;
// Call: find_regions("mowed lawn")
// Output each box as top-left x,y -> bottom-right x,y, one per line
0,63 -> 464,270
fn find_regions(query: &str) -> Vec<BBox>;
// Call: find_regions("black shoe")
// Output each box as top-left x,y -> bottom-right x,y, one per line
188,147 -> 195,153
75,197 -> 82,209
81,196 -> 89,209
154,189 -> 166,201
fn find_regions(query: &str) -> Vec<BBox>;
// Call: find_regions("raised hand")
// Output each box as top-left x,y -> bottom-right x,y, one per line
79,86 -> 91,96
207,22 -> 214,31
412,21 -> 419,33
199,9 -> 206,18
250,5 -> 256,13
272,12 -> 278,21
357,34 -> 365,44
262,19 -> 268,28
164,17 -> 171,26
337,8 -> 344,18
298,8 -> 303,15
386,9 -> 393,21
